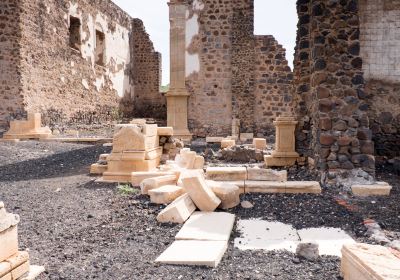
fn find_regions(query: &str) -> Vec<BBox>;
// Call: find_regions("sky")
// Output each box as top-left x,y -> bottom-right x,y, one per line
112,0 -> 297,86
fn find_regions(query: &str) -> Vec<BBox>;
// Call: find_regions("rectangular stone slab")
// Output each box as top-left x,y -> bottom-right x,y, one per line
351,182 -> 392,197
157,194 -> 196,224
247,168 -> 287,181
157,127 -> 174,136
140,175 -> 178,195
285,181 -> 321,194
149,185 -> 186,205
20,265 -> 45,280
156,240 -> 227,268
175,212 -> 235,241
181,176 -> 221,212
206,137 -> 224,143
245,181 -> 286,193
253,138 -> 267,150
206,167 -> 247,181
131,171 -> 175,186
0,226 -> 18,263
341,243 -> 400,280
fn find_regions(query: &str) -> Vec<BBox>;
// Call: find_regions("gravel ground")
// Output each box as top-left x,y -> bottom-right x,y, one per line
0,141 -> 398,279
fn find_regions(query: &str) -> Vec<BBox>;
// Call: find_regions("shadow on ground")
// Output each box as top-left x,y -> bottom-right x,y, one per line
0,145 -> 108,182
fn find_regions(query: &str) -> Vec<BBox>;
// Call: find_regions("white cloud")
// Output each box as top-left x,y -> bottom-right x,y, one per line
112,0 -> 297,84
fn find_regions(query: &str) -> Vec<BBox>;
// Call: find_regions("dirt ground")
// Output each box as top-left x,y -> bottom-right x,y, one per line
0,141 -> 398,279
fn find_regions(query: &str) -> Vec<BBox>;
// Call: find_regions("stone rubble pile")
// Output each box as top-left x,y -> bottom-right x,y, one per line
0,202 -> 44,280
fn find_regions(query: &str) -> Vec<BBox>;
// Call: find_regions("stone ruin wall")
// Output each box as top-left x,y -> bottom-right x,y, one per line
254,36 -> 294,135
185,0 -> 294,137
359,0 -> 400,160
0,0 -> 24,129
19,0 -> 133,129
293,0 -> 375,177
0,0 -> 162,130
130,19 -> 165,120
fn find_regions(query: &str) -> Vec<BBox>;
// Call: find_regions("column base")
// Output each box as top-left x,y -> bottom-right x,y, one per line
264,155 -> 298,167
173,129 -> 193,142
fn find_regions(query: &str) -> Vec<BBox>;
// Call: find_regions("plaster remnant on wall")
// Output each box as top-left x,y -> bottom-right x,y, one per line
82,79 -> 89,90
185,0 -> 203,77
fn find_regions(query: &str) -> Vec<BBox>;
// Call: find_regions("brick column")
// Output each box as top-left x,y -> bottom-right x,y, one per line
166,0 -> 192,141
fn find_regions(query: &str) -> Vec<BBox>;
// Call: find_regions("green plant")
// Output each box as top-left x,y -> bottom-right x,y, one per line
117,184 -> 138,196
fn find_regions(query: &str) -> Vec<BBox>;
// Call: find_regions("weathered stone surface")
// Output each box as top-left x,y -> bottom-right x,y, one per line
155,240 -> 228,268
157,194 -> 196,224
221,139 -> 235,149
181,176 -> 221,212
90,163 -> 107,175
131,171 -> 176,186
157,127 -> 174,136
351,182 -> 392,197
210,183 -> 240,209
3,113 -> 52,140
246,167 -> 287,181
0,227 -> 18,264
264,156 -> 297,167
206,167 -> 247,181
148,185 -> 185,205
193,156 -> 205,170
140,175 -> 178,195
341,243 -> 400,280
175,212 -> 235,242
253,138 -> 267,150
245,181 -> 321,194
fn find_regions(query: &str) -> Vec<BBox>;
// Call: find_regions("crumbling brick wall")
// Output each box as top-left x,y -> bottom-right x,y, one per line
0,0 -> 25,128
359,0 -> 400,159
131,19 -> 165,119
254,36 -> 294,135
185,0 -> 294,137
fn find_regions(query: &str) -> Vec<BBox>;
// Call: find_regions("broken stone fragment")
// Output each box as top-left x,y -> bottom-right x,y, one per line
140,175 -> 178,195
181,175 -> 221,212
221,139 -> 235,149
210,183 -> 240,210
148,185 -> 186,205
296,242 -> 319,261
157,194 -> 196,224
351,182 -> 392,197
246,167 -> 287,181
193,156 -> 205,170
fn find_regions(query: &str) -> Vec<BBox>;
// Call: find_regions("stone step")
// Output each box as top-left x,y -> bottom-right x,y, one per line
156,240 -> 227,268
175,212 -> 235,242
148,185 -> 185,205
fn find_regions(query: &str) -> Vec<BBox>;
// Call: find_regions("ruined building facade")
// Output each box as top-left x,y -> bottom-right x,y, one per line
0,0 -> 162,129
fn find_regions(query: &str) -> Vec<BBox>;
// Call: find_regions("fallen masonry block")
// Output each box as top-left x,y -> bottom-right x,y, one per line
247,167 -> 287,181
244,181 -> 321,194
131,171 -> 177,186
179,151 -> 197,169
156,240 -> 228,268
206,137 -> 224,143
245,181 -> 286,193
341,243 -> 400,280
221,139 -> 235,149
90,163 -> 107,175
157,127 -> 174,136
210,183 -> 240,209
351,182 -> 392,197
253,138 -> 267,150
285,181 -> 321,194
240,133 -> 254,142
193,156 -> 205,170
149,185 -> 186,205
140,175 -> 178,195
175,212 -> 235,242
177,169 -> 205,187
181,176 -> 221,212
206,167 -> 247,181
0,203 -> 19,263
207,180 -> 245,194
157,194 -> 196,224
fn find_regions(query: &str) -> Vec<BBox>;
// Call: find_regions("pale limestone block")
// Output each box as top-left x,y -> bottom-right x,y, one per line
0,262 -> 11,278
181,176 -> 221,212
351,182 -> 392,196
144,147 -> 163,160
131,171 -> 176,186
208,180 -> 245,194
157,127 -> 174,136
129,119 -> 147,125
157,194 -> 196,224
11,260 -> 30,280
193,156 -> 205,170
3,113 -> 52,140
6,251 -> 29,270
221,139 -> 235,149
175,212 -> 235,241
180,151 -> 196,169
177,169 -> 205,187
140,175 -> 178,195
264,155 -> 297,167
89,163 -> 107,175
142,124 -> 158,137
20,265 -> 45,280
240,133 -> 254,142
0,225 -> 19,263
155,240 -> 227,268
206,137 -> 224,143
149,185 -> 185,205
245,181 -> 286,193
210,183 -> 240,209
206,167 -> 247,181
253,138 -> 267,150
285,181 -> 321,194
341,243 -> 400,280
247,167 -> 287,182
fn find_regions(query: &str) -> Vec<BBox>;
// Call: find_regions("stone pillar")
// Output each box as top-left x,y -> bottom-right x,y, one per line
265,116 -> 299,167
166,0 -> 192,141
